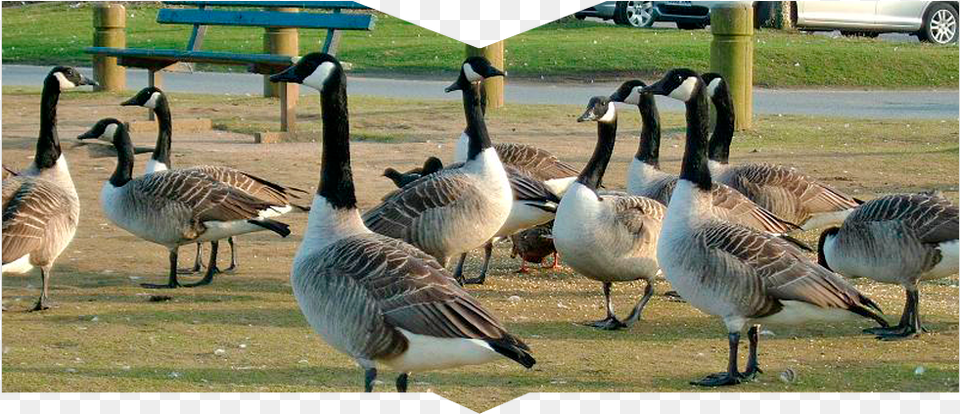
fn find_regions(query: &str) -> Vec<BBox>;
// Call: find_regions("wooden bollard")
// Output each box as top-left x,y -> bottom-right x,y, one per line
465,42 -> 505,111
710,2 -> 753,130
92,3 -> 126,92
264,7 -> 299,98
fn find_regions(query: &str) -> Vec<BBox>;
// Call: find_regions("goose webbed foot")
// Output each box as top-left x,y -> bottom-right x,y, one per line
29,299 -> 52,312
396,373 -> 409,392
463,276 -> 486,285
583,316 -> 627,330
691,372 -> 742,387
874,324 -> 920,341
140,282 -> 181,289
222,263 -> 238,274
663,290 -> 686,302
741,365 -> 762,381
176,265 -> 204,275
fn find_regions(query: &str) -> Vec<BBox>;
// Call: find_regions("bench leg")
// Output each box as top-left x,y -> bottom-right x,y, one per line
148,69 -> 163,121
280,82 -> 298,133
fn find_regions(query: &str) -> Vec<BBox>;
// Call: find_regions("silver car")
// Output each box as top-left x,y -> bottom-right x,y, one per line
795,1 -> 958,44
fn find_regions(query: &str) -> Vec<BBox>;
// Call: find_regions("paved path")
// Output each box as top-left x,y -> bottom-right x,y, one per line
3,65 -> 956,119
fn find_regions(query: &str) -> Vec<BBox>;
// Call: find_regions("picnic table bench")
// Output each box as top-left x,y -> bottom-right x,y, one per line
85,1 -> 375,133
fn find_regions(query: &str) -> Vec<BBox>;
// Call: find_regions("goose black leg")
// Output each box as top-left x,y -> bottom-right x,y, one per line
585,282 -> 626,330
742,325 -> 763,380
177,243 -> 204,274
396,373 -> 409,392
692,332 -> 742,387
30,266 -> 53,312
465,240 -> 494,285
364,368 -> 378,392
223,237 -> 239,273
452,253 -> 467,285
183,240 -> 219,288
142,249 -> 182,289
621,279 -> 654,328
872,288 -> 922,340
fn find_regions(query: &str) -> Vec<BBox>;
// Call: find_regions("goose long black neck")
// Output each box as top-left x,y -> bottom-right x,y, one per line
317,69 -> 357,210
707,82 -> 735,164
577,119 -> 617,191
110,125 -> 135,187
462,82 -> 493,160
151,94 -> 173,168
635,94 -> 661,169
679,85 -> 712,191
35,75 -> 63,170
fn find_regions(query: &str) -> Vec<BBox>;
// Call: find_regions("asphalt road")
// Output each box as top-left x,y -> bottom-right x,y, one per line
2,64 -> 956,119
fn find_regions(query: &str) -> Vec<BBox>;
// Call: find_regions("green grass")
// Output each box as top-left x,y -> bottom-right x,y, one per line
3,2 -> 958,87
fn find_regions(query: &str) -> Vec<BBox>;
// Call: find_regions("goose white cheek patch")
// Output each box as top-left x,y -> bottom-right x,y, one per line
598,103 -> 616,123
669,77 -> 698,102
303,61 -> 336,91
102,123 -> 118,141
706,78 -> 722,99
53,72 -> 76,90
463,63 -> 482,82
143,92 -> 161,109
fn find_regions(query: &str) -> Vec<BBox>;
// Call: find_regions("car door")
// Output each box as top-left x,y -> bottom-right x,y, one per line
797,1 -> 878,29
874,1 -> 927,30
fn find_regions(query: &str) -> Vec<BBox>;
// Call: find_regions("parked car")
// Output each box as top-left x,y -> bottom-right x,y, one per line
794,1 -> 958,44
575,2 -> 774,30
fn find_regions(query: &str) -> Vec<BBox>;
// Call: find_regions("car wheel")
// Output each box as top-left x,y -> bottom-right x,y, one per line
677,21 -> 707,30
920,3 -> 958,44
615,1 -> 655,27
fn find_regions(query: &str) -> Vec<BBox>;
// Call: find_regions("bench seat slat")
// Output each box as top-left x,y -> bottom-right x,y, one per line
86,47 -> 298,66
157,8 -> 375,30
163,1 -> 369,9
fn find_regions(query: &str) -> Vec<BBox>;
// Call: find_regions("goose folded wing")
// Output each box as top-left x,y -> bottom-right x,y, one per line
710,183 -> 799,233
701,223 -> 866,310
185,166 -> 307,205
506,165 -> 560,203
363,171 -> 474,236
135,170 -> 281,222
2,179 -> 65,263
496,143 -> 580,180
612,196 -> 665,238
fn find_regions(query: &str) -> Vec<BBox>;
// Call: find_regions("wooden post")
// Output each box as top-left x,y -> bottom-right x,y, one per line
92,2 -> 126,92
465,42 -> 505,111
710,2 -> 753,130
264,7 -> 299,98
279,81 -> 297,133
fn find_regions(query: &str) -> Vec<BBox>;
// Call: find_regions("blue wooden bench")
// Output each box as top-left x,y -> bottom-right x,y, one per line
85,1 -> 375,132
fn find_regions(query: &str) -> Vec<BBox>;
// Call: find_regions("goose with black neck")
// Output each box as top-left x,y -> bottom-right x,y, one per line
644,68 -> 887,386
552,96 -> 666,330
270,53 -> 535,392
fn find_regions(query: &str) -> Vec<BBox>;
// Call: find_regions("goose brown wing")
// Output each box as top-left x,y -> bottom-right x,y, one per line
700,222 -> 879,316
506,165 -> 560,204
729,164 -> 859,215
709,183 -> 799,234
2,177 -> 69,263
184,165 -> 307,205
848,193 -> 959,245
134,169 -> 281,222
612,195 -> 665,239
495,143 -> 580,181
362,168 -> 474,238
326,234 -> 516,341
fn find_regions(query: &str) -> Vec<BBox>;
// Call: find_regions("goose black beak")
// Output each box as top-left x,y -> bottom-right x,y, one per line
577,110 -> 596,123
119,96 -> 139,106
78,75 -> 98,87
444,81 -> 462,93
270,66 -> 300,83
641,80 -> 667,96
76,130 -> 100,140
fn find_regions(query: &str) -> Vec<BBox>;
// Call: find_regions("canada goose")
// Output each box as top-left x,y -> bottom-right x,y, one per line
2,66 -> 94,311
84,118 -> 291,289
383,156 -> 444,188
608,80 -> 804,241
115,87 -> 308,276
362,57 -> 513,284
700,73 -> 861,231
644,69 -> 886,386
509,222 -> 558,273
270,53 -> 534,392
455,142 -> 578,197
818,192 -> 959,340
553,96 -> 666,330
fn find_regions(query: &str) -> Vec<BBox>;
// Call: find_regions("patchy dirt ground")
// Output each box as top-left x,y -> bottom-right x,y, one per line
2,87 -> 958,411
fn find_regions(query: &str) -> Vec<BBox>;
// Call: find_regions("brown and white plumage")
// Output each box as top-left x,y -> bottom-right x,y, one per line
647,68 -> 884,386
273,53 -> 534,392
819,192 -> 958,339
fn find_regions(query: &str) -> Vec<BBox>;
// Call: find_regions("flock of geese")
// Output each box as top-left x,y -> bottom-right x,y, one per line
2,56 -> 958,391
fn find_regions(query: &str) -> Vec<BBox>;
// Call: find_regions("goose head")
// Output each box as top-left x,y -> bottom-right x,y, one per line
642,68 -> 702,102
444,56 -> 505,93
121,87 -> 165,109
700,72 -> 726,101
816,226 -> 841,271
609,80 -> 649,106
270,52 -> 342,92
77,118 -> 123,144
577,96 -> 616,124
47,66 -> 97,92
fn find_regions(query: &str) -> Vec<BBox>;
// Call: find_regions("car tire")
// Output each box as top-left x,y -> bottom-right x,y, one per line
919,3 -> 958,44
677,21 -> 707,30
615,1 -> 655,27
753,2 -> 775,29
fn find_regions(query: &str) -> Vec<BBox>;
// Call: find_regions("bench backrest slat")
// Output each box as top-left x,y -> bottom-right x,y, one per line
163,1 -> 369,10
157,8 -> 375,30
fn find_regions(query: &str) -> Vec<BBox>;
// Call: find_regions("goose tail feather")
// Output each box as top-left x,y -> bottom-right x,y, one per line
248,218 -> 291,237
486,336 -> 536,369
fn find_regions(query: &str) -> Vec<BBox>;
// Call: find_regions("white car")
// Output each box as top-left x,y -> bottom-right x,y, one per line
794,1 -> 957,44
